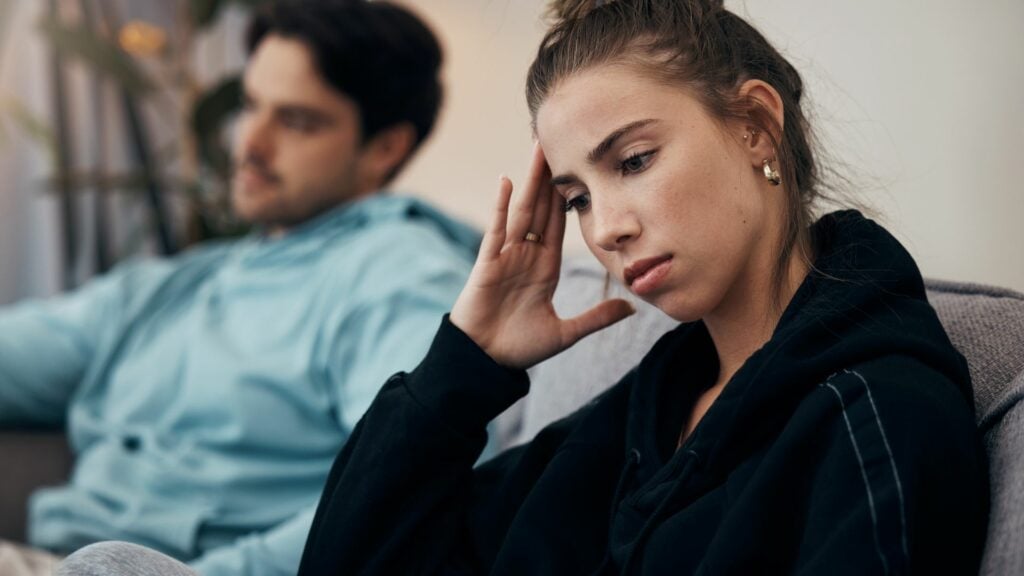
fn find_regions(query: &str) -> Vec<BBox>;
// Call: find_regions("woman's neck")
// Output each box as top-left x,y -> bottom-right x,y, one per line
704,248 -> 810,386
678,249 -> 810,448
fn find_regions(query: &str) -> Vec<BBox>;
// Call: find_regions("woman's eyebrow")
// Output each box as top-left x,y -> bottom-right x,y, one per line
586,118 -> 659,164
549,119 -> 660,188
549,174 -> 579,188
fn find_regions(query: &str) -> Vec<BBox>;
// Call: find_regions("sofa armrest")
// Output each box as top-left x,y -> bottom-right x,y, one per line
0,430 -> 73,543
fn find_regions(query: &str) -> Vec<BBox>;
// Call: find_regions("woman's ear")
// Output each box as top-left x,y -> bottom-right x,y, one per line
736,79 -> 785,167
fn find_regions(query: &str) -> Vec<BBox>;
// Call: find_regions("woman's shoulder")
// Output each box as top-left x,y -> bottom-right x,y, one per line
805,358 -> 980,468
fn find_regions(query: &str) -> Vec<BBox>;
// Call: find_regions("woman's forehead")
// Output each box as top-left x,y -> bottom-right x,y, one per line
536,66 -> 708,156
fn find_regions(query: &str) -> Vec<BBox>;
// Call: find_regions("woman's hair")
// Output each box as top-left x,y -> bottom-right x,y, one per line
527,0 -> 827,305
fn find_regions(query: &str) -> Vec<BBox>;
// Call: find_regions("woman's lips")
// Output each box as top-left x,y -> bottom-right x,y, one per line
624,255 -> 673,297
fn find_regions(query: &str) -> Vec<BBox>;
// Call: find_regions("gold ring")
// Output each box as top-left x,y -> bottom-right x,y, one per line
524,232 -> 542,243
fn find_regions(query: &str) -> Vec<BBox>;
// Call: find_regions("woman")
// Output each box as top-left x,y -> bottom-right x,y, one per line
295,0 -> 986,574
60,0 -> 987,574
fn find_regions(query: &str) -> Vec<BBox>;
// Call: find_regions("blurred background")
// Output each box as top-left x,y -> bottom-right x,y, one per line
1,0 -> 1022,305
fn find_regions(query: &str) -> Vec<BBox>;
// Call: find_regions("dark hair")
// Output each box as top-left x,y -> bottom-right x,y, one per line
247,0 -> 443,174
528,0 -> 828,306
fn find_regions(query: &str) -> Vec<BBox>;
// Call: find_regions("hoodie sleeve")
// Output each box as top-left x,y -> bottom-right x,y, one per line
298,316 -> 558,575
792,368 -> 987,576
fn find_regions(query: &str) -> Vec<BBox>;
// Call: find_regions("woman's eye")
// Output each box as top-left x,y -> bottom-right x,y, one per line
564,193 -> 591,214
619,150 -> 656,175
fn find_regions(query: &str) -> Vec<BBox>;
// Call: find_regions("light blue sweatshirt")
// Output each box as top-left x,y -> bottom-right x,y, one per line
0,194 -> 479,575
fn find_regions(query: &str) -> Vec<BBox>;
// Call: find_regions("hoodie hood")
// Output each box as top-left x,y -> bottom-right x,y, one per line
626,209 -> 971,485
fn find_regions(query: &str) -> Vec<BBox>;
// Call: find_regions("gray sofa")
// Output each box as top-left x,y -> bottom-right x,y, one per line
496,258 -> 1024,576
0,430 -> 72,543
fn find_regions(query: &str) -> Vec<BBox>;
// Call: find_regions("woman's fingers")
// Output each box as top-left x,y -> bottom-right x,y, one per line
561,298 -> 636,347
542,186 -> 566,256
507,142 -> 549,244
529,149 -> 553,242
480,175 -> 514,260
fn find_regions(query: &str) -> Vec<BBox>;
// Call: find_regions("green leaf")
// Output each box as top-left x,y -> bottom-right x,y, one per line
0,93 -> 57,166
37,16 -> 154,96
191,75 -> 242,179
188,0 -> 224,29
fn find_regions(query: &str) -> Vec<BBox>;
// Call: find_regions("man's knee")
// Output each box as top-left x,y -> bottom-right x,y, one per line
57,541 -> 197,576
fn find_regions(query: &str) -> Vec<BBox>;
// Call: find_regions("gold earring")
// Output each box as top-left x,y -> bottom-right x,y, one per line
762,159 -> 781,186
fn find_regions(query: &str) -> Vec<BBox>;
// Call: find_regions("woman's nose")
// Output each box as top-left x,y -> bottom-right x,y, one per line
592,196 -> 640,252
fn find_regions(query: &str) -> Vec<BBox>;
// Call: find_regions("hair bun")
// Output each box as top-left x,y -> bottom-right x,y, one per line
548,0 -> 725,24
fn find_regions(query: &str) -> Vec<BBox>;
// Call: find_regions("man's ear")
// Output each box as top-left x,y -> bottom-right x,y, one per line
359,122 -> 417,188
736,79 -> 785,167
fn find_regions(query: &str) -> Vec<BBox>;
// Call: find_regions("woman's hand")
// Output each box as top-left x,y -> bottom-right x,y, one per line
450,144 -> 635,370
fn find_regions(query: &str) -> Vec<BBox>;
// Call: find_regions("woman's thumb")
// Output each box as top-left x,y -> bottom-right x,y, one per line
562,298 -> 636,346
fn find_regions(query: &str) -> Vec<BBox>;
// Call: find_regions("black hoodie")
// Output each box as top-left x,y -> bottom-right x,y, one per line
298,211 -> 988,575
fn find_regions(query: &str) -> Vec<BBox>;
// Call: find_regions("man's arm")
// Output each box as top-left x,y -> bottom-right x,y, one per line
187,506 -> 316,576
0,270 -> 128,426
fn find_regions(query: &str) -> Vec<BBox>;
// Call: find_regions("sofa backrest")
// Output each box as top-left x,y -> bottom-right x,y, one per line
925,280 -> 1024,576
494,258 -> 1024,576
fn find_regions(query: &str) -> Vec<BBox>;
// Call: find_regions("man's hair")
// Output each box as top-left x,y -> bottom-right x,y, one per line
247,0 -> 444,157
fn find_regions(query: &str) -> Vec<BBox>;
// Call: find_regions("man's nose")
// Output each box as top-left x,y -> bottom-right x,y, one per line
236,113 -> 274,161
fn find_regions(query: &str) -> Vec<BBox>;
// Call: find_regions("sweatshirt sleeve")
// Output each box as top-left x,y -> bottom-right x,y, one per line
297,316 -> 536,575
0,269 -> 127,426
792,369 -> 987,576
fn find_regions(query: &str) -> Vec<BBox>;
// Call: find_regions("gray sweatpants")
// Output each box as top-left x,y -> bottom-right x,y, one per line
57,542 -> 197,576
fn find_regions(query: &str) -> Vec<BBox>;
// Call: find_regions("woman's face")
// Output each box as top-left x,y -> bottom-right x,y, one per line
536,64 -> 781,323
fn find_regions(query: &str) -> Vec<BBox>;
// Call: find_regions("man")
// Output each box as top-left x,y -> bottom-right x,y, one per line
0,1 -> 477,574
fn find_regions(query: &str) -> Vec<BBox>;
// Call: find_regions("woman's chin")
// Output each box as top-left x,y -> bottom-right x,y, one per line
649,293 -> 708,324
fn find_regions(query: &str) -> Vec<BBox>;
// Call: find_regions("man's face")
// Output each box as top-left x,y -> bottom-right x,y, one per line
232,35 -> 373,234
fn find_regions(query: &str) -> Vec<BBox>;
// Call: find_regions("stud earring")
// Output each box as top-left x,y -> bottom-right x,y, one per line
762,158 -> 781,186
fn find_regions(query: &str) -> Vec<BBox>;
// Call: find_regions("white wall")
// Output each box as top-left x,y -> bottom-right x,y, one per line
394,0 -> 1024,292
2,1 -> 1022,301
0,0 -> 248,304
0,0 -> 63,302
